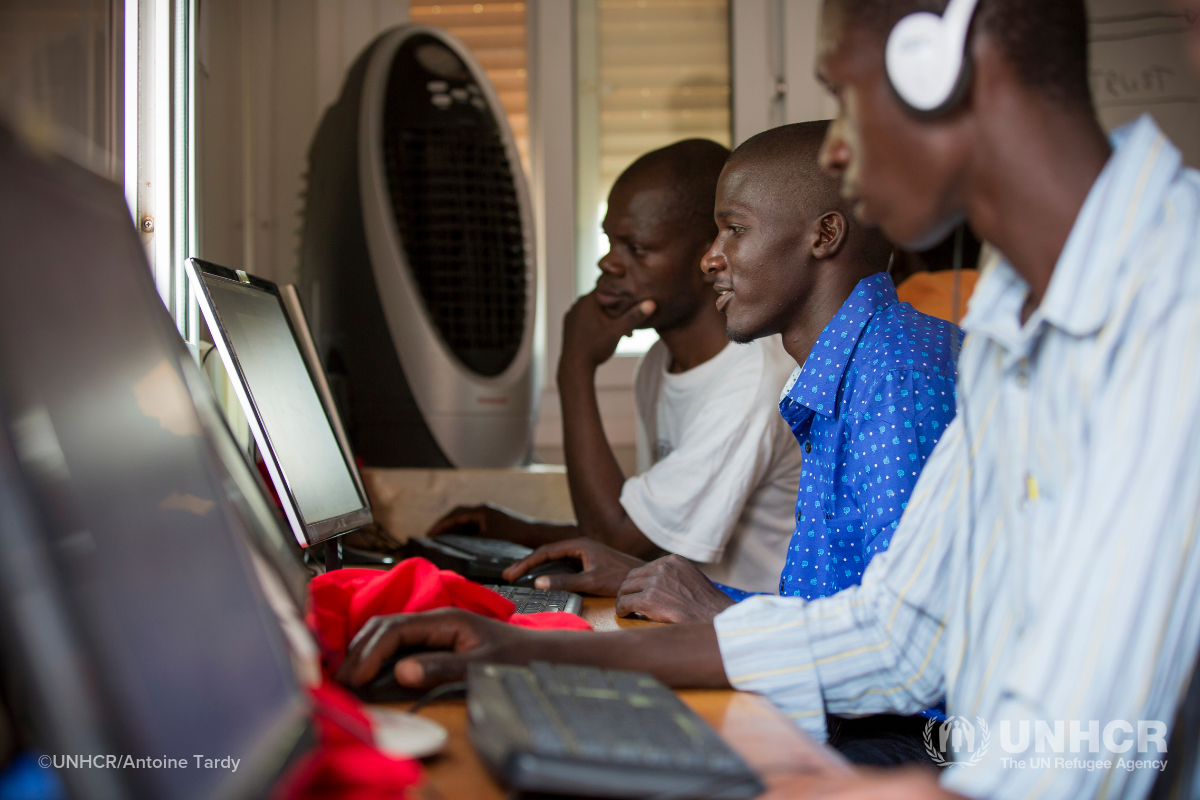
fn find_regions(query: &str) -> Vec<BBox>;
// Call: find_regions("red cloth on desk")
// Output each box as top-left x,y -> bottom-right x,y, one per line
278,557 -> 593,799
273,681 -> 422,800
308,556 -> 592,673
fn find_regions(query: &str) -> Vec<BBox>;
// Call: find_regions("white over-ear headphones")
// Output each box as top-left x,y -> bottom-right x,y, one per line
886,0 -> 982,115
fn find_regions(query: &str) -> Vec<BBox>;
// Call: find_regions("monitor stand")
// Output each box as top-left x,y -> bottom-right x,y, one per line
324,538 -> 342,571
320,531 -> 401,570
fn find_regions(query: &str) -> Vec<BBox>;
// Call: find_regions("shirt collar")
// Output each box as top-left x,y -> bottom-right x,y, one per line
964,115 -> 1182,347
782,272 -> 898,418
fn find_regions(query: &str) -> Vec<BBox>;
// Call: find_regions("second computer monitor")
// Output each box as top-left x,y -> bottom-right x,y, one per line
188,259 -> 372,547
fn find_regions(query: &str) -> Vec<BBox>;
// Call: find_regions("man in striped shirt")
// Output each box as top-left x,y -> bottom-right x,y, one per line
339,1 -> 1200,797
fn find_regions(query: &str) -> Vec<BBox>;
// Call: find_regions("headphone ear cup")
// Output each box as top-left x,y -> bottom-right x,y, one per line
940,47 -> 974,115
886,11 -> 970,116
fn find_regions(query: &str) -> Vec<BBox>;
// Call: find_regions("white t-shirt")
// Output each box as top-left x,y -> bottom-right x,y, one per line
619,336 -> 803,593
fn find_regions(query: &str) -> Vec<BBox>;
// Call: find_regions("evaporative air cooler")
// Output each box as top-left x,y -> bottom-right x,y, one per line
298,25 -> 538,468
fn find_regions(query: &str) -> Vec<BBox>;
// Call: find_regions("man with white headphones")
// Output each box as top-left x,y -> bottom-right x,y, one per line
337,2 -> 1200,796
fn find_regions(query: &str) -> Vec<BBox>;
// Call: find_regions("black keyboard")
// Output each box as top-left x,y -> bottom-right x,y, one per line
403,534 -> 533,582
467,662 -> 763,799
484,585 -> 583,616
436,533 -> 533,559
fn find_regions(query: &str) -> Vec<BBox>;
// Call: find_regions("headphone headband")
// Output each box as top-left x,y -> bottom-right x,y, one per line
942,0 -> 982,44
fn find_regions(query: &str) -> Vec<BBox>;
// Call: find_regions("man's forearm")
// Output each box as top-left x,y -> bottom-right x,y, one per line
557,364 -> 661,558
510,623 -> 730,688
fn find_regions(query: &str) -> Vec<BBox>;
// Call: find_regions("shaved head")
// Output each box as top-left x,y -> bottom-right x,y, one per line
727,121 -> 892,273
728,121 -> 847,221
613,138 -> 731,248
703,120 -> 896,348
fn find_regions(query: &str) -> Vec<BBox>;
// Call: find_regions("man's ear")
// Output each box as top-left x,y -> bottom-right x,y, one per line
811,211 -> 848,259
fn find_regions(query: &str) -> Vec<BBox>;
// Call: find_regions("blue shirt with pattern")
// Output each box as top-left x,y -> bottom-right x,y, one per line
777,272 -> 961,599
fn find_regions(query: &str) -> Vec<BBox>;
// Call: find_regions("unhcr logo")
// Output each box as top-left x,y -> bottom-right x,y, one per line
924,716 -> 991,767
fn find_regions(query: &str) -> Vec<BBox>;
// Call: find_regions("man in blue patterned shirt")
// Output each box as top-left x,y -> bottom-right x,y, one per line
773,273 -> 958,599
505,122 -> 961,633
611,122 -> 961,620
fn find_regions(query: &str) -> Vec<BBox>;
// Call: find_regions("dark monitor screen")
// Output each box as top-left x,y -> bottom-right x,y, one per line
0,129 -> 308,800
188,261 -> 372,547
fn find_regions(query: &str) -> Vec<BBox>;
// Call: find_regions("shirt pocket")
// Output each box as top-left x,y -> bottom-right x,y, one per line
825,514 -> 868,589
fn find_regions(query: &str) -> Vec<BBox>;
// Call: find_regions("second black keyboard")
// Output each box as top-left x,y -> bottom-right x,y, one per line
485,585 -> 583,616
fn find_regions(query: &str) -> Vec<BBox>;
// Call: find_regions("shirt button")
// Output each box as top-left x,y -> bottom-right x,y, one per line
1017,358 -> 1030,387
805,441 -> 812,453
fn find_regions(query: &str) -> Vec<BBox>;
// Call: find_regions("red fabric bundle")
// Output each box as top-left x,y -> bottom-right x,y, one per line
308,556 -> 592,673
277,556 -> 592,799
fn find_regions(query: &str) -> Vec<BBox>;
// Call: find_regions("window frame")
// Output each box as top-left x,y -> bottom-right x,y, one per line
126,0 -> 199,350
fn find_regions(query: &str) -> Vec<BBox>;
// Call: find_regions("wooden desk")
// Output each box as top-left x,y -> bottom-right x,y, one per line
397,598 -> 849,800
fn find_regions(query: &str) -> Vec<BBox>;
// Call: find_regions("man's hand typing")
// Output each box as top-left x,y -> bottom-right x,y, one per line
501,538 -> 646,595
616,555 -> 737,623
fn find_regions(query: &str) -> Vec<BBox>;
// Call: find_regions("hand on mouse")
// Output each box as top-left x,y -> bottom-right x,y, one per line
337,608 -> 533,690
615,555 -> 737,624
501,538 -> 645,595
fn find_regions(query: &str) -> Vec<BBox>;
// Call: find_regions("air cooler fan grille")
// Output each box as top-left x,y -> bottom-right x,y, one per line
382,34 -> 527,378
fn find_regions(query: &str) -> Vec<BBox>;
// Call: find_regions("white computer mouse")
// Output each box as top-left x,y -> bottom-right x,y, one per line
366,707 -> 449,759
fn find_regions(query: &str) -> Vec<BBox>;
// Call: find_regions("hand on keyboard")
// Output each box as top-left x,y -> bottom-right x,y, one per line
336,608 -> 543,690
501,538 -> 645,595
426,503 -> 538,545
615,554 -> 737,624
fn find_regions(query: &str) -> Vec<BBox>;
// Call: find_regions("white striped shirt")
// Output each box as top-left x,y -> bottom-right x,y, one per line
713,115 -> 1200,800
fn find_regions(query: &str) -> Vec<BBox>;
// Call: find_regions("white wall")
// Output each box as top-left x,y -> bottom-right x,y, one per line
195,0 -> 408,287
731,0 -> 836,145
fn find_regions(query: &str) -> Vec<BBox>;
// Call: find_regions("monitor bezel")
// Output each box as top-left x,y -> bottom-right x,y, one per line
186,257 -> 373,548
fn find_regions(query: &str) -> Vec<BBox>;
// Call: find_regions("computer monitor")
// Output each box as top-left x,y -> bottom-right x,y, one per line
186,259 -> 373,548
0,126 -> 311,800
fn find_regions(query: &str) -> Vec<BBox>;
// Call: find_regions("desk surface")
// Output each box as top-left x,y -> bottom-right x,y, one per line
396,597 -> 848,800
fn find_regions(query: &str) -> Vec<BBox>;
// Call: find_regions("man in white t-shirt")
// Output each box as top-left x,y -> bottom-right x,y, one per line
621,334 -> 799,590
427,139 -> 802,594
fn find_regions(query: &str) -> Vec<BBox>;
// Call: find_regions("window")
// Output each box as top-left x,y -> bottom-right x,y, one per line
409,2 -> 529,174
575,0 -> 731,354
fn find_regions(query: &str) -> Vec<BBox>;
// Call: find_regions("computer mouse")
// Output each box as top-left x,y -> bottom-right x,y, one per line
349,645 -> 431,705
366,707 -> 448,758
511,559 -> 581,588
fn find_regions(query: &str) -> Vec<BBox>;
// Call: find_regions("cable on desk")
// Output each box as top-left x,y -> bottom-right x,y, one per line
408,682 -> 467,714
